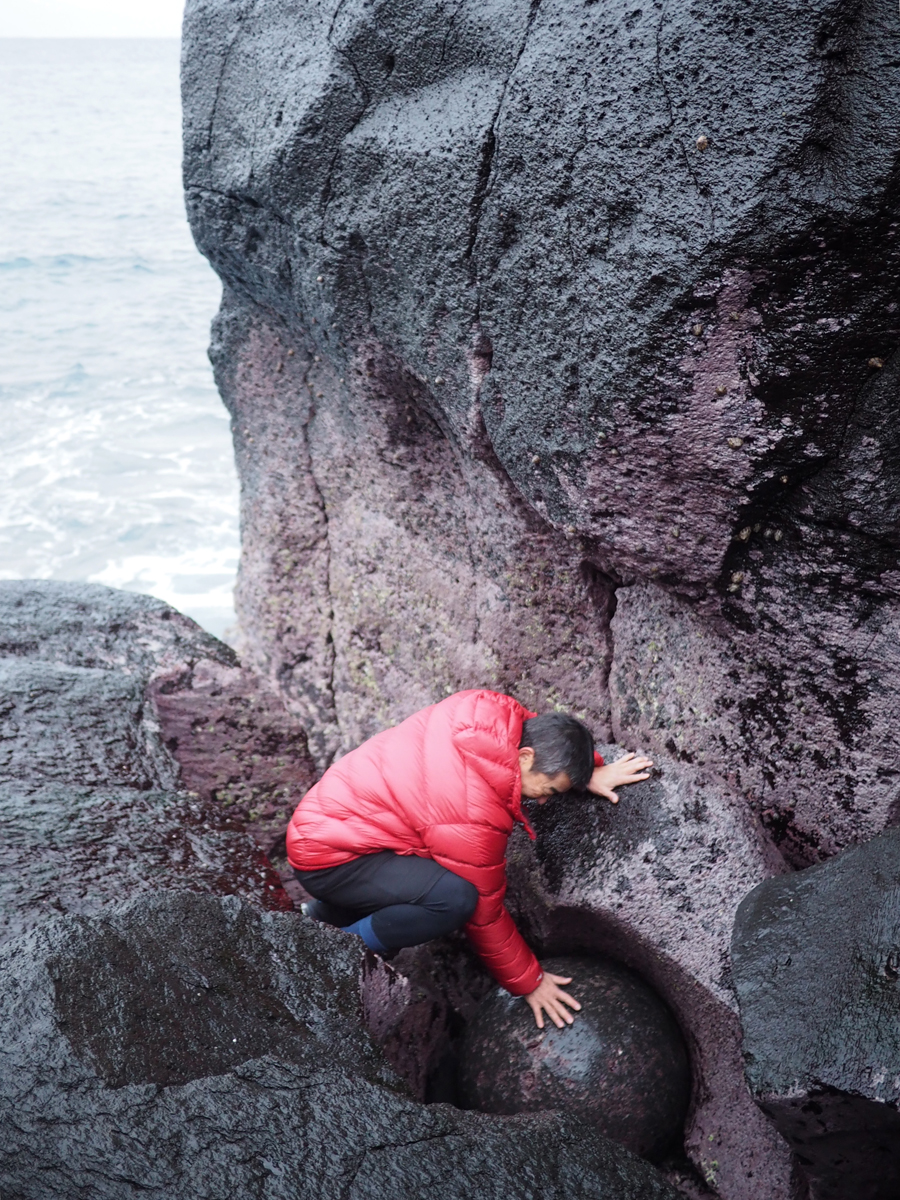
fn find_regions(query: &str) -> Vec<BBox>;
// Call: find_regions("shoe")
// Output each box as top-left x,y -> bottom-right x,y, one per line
301,899 -> 356,928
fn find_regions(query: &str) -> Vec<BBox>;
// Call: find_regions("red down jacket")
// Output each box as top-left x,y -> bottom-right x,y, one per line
287,690 -> 546,994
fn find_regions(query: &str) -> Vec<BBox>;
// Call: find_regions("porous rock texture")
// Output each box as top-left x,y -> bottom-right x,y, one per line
0,581 -> 317,940
181,0 -> 900,1196
458,953 -> 691,1162
732,828 -> 900,1200
504,753 -> 796,1198
0,889 -> 682,1200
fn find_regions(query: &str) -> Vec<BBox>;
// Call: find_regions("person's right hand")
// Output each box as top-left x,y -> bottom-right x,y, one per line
524,972 -> 581,1029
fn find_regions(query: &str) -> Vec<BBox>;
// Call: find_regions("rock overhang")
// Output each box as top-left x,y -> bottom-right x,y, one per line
183,0 -> 900,592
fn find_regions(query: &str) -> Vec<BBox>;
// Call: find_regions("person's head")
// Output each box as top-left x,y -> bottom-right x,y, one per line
518,712 -> 595,802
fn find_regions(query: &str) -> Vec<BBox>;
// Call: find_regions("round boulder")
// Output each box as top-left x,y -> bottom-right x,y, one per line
458,955 -> 691,1161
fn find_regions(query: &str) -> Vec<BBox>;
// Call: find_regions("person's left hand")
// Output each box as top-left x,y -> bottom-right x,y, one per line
524,972 -> 582,1029
587,752 -> 653,804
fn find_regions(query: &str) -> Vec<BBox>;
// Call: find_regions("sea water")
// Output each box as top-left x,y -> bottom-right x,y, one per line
0,39 -> 239,639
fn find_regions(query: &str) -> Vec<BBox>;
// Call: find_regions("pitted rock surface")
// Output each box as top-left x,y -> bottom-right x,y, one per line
732,828 -> 900,1200
0,891 -> 682,1200
149,656 -> 317,857
503,748 -> 794,1198
0,580 -> 309,936
0,782 -> 289,947
0,657 -> 175,790
180,0 -> 900,829
181,2 -> 900,1195
459,954 -> 690,1162
0,578 -> 231,670
184,0 -> 900,590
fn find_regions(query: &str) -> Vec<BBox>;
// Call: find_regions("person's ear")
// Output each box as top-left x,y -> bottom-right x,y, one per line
518,746 -> 536,773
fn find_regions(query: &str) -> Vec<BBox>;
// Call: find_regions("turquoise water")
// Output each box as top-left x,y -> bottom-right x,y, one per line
0,39 -> 239,638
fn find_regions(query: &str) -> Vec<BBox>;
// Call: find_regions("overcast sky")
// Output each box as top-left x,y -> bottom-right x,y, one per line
0,1 -> 185,37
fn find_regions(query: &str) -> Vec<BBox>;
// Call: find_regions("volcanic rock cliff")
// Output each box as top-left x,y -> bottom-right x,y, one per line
182,1 -> 900,1196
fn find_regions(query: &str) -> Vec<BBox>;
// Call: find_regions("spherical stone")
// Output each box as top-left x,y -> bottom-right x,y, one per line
458,955 -> 691,1162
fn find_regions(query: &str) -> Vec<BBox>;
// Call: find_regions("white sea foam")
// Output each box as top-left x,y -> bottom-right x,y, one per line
0,38 -> 239,638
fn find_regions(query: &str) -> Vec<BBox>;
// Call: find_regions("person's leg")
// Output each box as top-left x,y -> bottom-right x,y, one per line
294,856 -> 385,929
367,866 -> 478,949
295,851 -> 478,952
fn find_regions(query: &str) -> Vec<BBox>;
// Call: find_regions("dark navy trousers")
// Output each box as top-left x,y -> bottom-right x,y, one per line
294,849 -> 478,950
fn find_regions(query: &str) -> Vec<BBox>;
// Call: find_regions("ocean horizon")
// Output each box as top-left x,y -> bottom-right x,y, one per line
0,37 -> 239,639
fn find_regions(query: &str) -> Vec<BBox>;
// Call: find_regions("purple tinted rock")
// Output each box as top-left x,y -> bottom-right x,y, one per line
149,657 -> 317,857
459,954 -> 690,1162
610,555 -> 900,870
0,581 -> 296,934
205,301 -> 615,770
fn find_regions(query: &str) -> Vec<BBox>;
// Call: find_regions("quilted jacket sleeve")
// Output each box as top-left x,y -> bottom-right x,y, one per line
423,822 -> 543,996
418,708 -> 543,996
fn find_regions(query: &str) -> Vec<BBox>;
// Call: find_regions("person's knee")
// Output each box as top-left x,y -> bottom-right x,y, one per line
431,872 -> 478,925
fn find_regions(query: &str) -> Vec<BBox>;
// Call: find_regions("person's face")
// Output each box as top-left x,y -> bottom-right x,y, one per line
518,747 -> 571,803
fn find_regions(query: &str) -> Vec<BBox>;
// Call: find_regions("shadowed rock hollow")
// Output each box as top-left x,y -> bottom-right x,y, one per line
458,954 -> 691,1162
182,1 -> 900,1196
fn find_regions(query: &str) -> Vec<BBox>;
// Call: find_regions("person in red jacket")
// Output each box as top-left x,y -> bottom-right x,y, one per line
287,689 -> 652,1029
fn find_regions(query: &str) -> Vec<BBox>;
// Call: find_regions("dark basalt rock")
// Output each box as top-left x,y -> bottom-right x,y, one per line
0,890 -> 682,1200
180,2 -> 900,1195
500,750 -> 795,1197
458,954 -> 690,1163
0,580 -> 317,938
732,828 -> 900,1200
0,580 -> 317,854
0,782 -> 290,946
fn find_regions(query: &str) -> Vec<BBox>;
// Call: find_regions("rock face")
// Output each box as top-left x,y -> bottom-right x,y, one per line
0,581 -> 318,939
458,954 -> 690,1162
732,829 -> 900,1200
149,655 -> 317,857
503,752 -> 797,1198
181,1 -> 900,1195
0,890 -> 683,1200
0,781 -> 288,946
